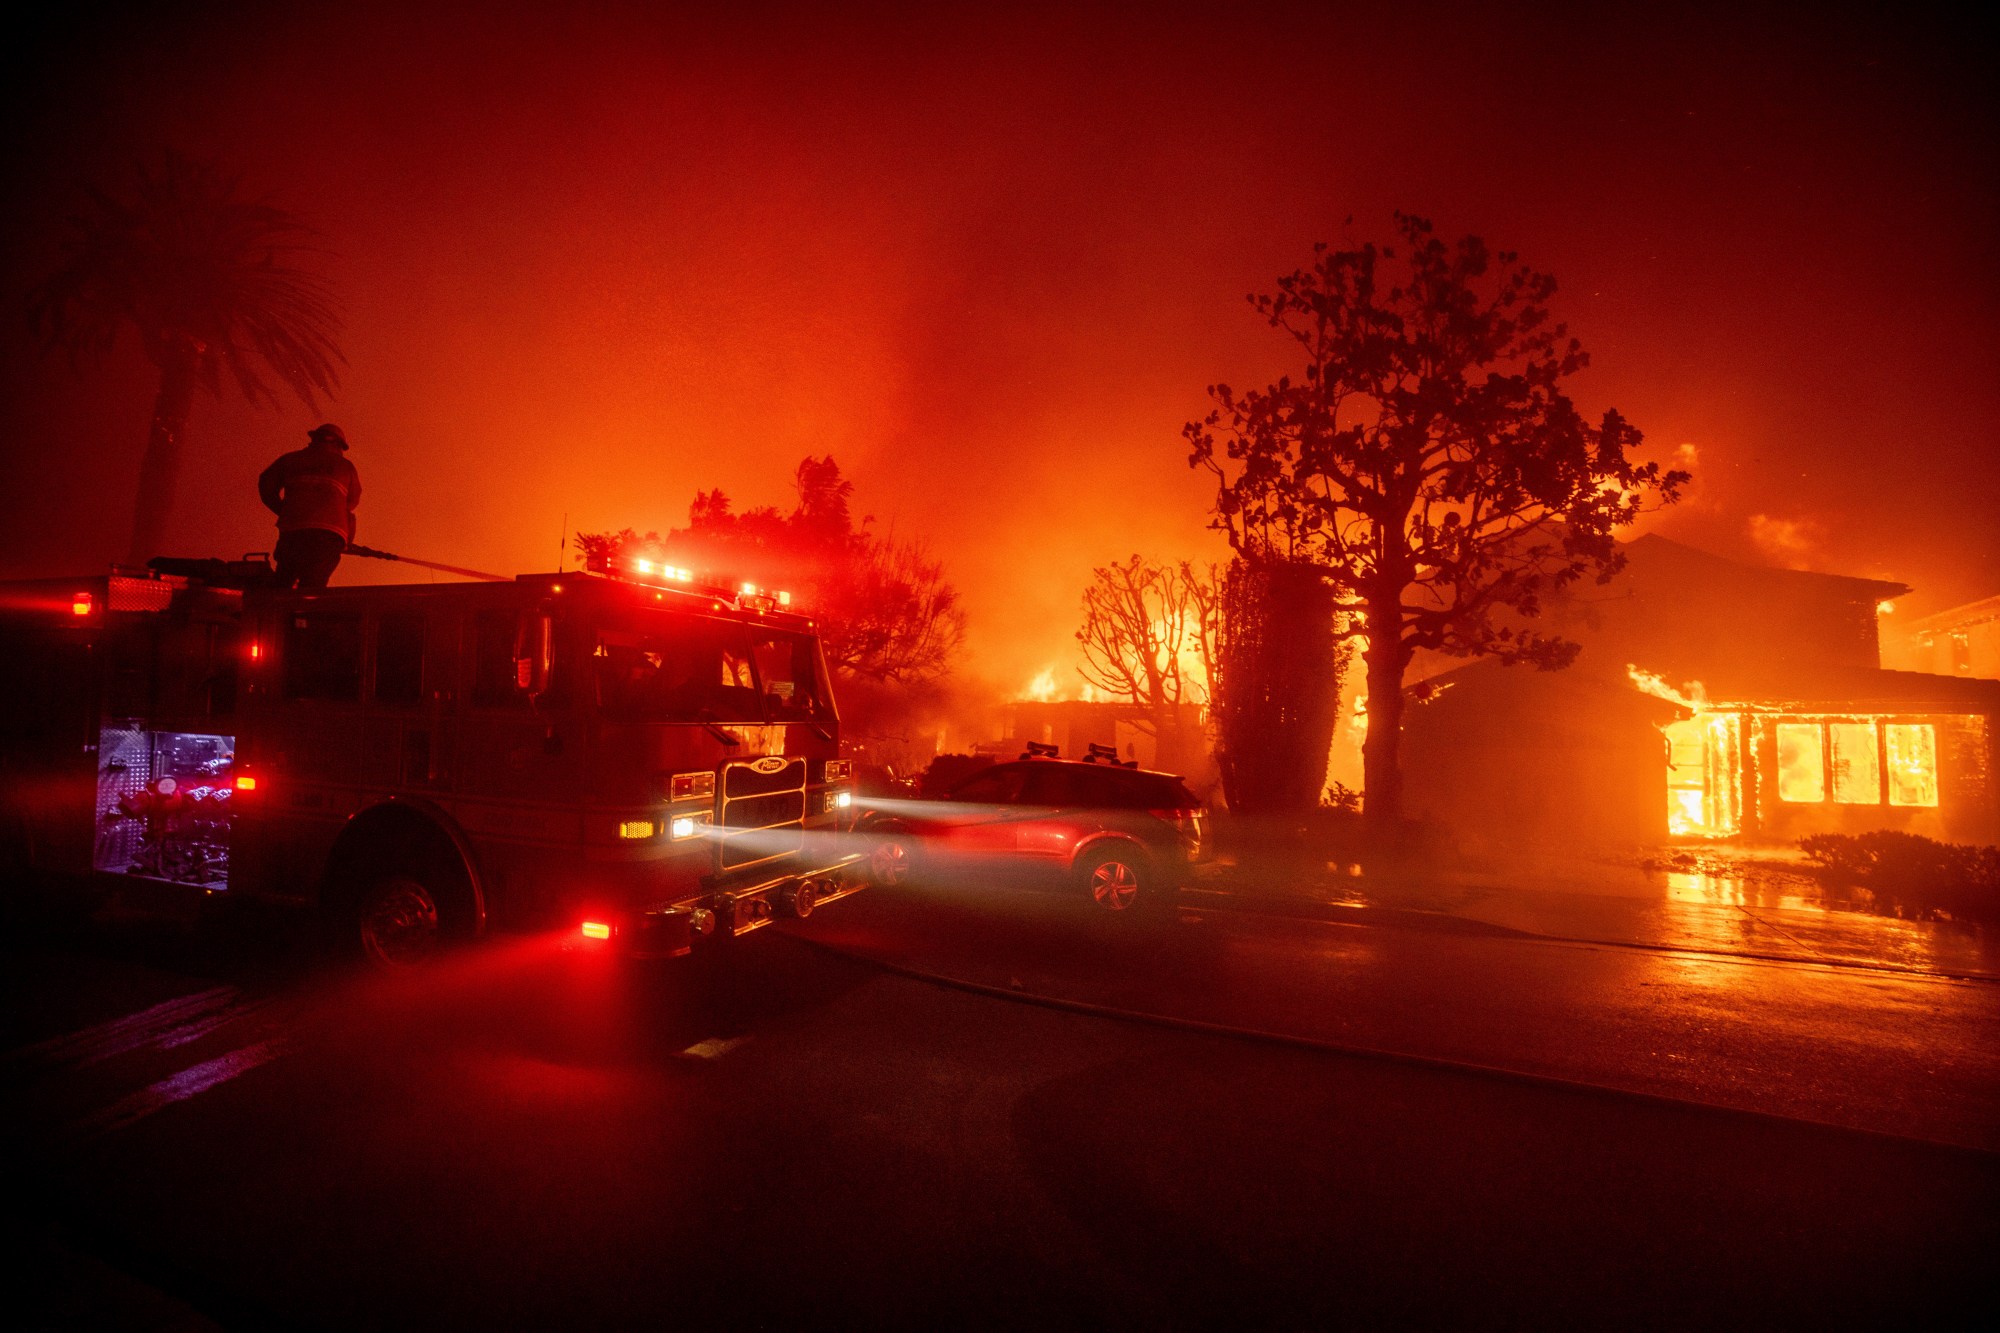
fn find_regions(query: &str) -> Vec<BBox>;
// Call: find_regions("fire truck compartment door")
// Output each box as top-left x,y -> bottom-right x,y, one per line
406,612 -> 461,789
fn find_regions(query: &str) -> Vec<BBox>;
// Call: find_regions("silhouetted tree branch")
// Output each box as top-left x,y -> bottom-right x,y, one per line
1186,214 -> 1686,829
576,456 -> 966,691
1074,556 -> 1219,771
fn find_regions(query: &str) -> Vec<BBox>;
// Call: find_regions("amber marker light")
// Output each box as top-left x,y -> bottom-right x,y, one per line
580,921 -> 612,940
618,819 -> 657,840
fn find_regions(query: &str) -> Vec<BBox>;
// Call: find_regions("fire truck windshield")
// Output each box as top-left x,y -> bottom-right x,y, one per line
593,610 -> 828,725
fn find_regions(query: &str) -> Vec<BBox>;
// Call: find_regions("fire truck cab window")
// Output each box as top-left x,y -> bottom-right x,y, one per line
282,613 -> 363,702
750,634 -> 825,722
375,613 -> 425,708
472,611 -> 529,709
594,613 -> 763,722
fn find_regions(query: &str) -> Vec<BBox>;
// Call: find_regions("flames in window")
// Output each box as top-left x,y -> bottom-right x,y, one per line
1776,719 -> 1936,810
1633,665 -> 1942,837
1884,724 -> 1938,807
1664,713 -> 1742,837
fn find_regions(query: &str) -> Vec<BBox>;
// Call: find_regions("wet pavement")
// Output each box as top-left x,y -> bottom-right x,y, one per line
794,878 -> 2000,1152
1191,848 -> 2000,979
2,864 -> 1995,1326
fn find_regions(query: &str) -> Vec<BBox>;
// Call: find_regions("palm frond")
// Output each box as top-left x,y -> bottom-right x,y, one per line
28,150 -> 345,408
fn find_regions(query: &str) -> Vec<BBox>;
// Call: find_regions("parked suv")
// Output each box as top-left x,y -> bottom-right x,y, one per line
860,758 -> 1210,913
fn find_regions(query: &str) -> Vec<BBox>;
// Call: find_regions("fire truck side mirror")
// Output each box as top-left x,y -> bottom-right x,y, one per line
513,612 -> 554,698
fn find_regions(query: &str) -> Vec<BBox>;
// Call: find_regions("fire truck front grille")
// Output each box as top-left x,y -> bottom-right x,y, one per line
719,757 -> 807,869
724,758 -> 806,799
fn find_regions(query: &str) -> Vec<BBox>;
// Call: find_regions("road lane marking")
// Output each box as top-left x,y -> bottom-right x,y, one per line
5,986 -> 251,1072
66,1037 -> 295,1141
681,1037 -> 748,1060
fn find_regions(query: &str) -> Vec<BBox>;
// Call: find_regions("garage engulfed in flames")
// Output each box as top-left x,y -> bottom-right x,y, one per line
1635,666 -> 1943,839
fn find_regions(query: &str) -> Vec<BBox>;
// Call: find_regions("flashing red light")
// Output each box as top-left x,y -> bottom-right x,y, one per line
580,921 -> 612,940
234,775 -> 258,792
71,593 -> 93,617
249,640 -> 262,660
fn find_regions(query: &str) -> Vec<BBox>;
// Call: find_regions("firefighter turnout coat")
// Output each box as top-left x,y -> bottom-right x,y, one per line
258,447 -> 360,542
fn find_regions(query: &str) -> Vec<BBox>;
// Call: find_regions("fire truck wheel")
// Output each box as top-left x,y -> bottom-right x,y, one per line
1078,845 -> 1153,914
866,832 -> 918,888
353,873 -> 446,969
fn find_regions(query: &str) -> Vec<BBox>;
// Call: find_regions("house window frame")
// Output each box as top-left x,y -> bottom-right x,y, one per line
1773,717 -> 1938,809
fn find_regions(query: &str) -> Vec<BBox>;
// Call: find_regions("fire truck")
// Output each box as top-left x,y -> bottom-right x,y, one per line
0,554 -> 862,965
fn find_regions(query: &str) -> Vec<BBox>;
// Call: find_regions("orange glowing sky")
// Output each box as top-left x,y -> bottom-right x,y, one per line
3,2 -> 1995,692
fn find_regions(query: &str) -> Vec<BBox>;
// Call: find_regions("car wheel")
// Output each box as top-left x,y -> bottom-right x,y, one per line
868,832 -> 918,888
354,873 -> 445,969
1079,845 -> 1151,913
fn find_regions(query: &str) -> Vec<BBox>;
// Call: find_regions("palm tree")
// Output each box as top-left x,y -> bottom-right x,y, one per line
30,152 -> 344,563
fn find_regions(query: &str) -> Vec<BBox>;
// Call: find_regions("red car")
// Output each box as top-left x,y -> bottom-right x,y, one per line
859,758 -> 1211,913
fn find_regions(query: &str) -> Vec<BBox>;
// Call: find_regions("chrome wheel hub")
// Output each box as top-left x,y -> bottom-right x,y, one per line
870,839 -> 912,887
1090,861 -> 1140,911
358,877 -> 441,968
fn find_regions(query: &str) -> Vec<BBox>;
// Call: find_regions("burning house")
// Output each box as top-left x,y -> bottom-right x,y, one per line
1400,536 -> 2000,848
1885,593 -> 2000,681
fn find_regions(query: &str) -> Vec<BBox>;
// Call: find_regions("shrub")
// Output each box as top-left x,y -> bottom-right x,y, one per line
1798,831 -> 2000,923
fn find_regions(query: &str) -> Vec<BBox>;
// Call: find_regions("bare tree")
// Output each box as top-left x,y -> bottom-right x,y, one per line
1187,214 -> 1685,831
1075,556 -> 1219,771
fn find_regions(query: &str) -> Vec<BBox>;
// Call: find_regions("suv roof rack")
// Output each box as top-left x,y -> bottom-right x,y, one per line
1083,742 -> 1136,768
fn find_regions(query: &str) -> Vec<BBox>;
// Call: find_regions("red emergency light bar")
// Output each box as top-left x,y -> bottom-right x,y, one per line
627,557 -> 694,583
584,551 -> 797,613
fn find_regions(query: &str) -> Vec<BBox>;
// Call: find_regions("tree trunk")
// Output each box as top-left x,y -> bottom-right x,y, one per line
127,351 -> 199,565
1361,592 -> 1408,836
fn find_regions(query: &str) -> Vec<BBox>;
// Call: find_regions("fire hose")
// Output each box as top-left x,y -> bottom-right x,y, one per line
344,543 -> 510,583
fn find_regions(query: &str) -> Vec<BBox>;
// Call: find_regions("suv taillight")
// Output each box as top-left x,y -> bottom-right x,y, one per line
1150,807 -> 1209,858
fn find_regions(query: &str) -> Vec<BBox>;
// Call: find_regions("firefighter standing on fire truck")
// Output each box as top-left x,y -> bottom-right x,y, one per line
258,423 -> 360,591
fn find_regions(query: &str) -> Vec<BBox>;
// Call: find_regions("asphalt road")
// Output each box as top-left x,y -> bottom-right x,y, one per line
3,880 -> 1995,1329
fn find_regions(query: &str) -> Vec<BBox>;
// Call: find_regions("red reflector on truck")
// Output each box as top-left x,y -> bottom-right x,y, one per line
581,921 -> 612,940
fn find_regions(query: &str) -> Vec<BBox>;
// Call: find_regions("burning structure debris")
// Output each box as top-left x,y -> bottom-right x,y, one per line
1400,536 -> 2000,848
